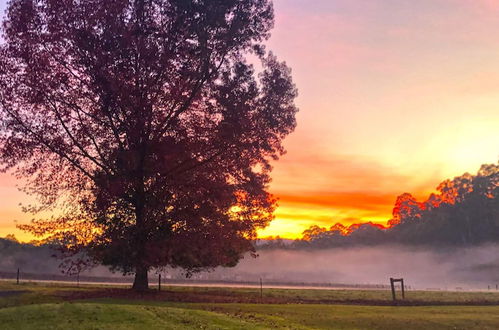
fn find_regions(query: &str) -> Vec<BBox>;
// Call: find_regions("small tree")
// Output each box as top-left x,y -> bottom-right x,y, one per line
0,0 -> 298,290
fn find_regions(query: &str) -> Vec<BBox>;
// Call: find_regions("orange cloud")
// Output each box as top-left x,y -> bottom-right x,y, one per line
277,192 -> 395,212
262,148 -> 454,239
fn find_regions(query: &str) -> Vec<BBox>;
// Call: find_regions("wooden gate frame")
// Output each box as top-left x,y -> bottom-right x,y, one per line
390,278 -> 405,301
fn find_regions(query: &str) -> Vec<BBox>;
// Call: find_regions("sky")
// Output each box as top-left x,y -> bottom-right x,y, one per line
0,0 -> 498,241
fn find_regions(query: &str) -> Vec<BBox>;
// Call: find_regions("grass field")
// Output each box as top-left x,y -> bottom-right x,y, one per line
2,281 -> 499,329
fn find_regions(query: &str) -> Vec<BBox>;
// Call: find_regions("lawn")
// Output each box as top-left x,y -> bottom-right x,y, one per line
2,281 -> 499,329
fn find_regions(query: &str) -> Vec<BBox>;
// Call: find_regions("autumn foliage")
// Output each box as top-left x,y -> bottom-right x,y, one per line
0,0 -> 297,290
298,163 -> 499,247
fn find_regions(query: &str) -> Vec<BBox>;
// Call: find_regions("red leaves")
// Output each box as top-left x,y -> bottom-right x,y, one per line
1,0 -> 297,279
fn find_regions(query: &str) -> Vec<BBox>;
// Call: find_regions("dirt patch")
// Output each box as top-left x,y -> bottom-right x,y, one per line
55,288 -> 499,307
57,288 -> 289,304
0,291 -> 29,298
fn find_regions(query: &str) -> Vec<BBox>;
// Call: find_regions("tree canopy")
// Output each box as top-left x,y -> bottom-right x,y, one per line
284,163 -> 499,250
0,0 -> 298,290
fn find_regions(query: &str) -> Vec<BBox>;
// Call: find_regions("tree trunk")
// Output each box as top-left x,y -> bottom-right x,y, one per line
132,265 -> 149,291
132,153 -> 150,292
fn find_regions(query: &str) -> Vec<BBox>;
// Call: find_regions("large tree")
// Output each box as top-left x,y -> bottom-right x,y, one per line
0,0 -> 297,290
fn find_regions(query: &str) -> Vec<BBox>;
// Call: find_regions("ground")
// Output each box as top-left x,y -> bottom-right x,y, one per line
2,281 -> 499,329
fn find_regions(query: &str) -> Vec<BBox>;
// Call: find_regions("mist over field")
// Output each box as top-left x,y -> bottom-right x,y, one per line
209,245 -> 499,290
2,236 -> 499,290
0,241 -> 117,279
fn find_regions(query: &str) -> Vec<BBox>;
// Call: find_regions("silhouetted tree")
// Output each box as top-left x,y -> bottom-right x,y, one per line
295,163 -> 498,249
302,225 -> 327,241
0,0 -> 297,290
388,193 -> 425,226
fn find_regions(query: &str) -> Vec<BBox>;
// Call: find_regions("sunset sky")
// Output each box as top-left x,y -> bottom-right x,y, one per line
1,0 -> 499,241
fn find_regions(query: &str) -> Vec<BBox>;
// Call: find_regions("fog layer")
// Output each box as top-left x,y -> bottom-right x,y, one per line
3,241 -> 499,290
208,245 -> 499,290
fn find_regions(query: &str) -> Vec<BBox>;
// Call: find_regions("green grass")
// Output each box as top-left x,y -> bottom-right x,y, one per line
2,281 -> 499,329
192,303 -> 499,329
0,281 -> 98,309
130,284 -> 499,304
3,300 -> 499,329
0,303 -> 267,330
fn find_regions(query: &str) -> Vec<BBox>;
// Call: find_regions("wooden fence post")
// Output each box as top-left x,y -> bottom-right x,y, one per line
401,279 -> 405,299
390,278 -> 396,301
158,274 -> 161,292
16,268 -> 20,285
260,278 -> 263,299
390,278 -> 407,301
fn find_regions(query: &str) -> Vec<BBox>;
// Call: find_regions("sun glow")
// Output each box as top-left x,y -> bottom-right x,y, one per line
1,0 -> 499,242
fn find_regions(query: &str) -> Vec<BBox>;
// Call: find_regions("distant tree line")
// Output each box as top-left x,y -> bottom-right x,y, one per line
0,236 -> 61,273
260,163 -> 499,250
4,163 -> 498,256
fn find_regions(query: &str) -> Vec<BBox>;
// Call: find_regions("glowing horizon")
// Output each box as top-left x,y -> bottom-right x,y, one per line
1,0 -> 499,241
259,0 -> 499,238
